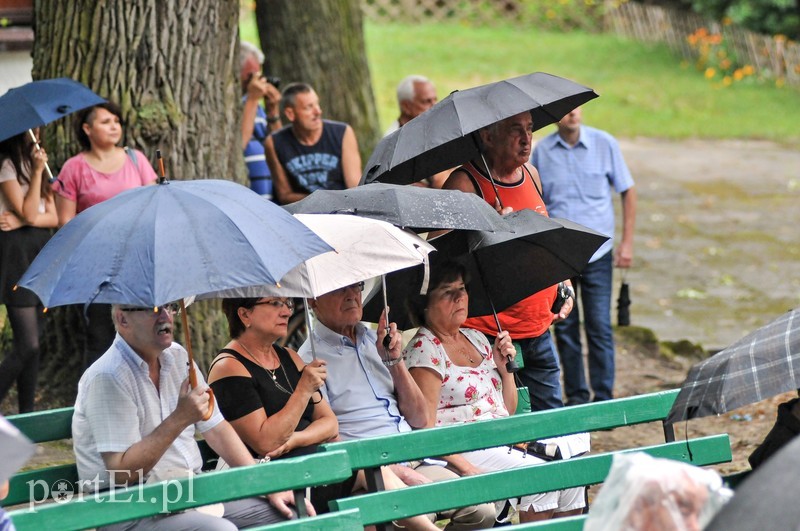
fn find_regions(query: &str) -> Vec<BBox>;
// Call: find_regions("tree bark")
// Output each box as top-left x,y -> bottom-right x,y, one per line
256,0 -> 381,163
24,0 -> 240,408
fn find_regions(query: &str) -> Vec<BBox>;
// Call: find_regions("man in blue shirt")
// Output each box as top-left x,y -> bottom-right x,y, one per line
531,107 -> 637,405
298,282 -> 496,529
240,41 -> 281,200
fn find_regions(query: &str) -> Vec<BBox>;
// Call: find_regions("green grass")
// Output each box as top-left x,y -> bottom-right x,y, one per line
365,22 -> 800,144
241,14 -> 800,144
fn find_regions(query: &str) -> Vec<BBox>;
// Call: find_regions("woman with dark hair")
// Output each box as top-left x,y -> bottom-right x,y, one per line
208,296 -> 439,528
403,260 -> 586,523
53,101 -> 158,366
208,296 -> 336,460
0,130 -> 58,412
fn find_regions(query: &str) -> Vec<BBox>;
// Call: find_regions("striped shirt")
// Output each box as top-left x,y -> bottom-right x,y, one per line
73,335 -> 223,491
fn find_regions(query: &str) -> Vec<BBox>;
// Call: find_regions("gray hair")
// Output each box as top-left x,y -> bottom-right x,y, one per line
281,82 -> 314,113
396,75 -> 431,104
239,41 -> 264,69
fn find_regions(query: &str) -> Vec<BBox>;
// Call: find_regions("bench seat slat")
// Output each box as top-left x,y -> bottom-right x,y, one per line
9,451 -> 353,531
248,508 -> 363,530
321,390 -> 679,469
332,435 -> 731,525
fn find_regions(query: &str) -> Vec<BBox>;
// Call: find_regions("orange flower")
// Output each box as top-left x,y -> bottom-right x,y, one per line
742,65 -> 755,75
722,76 -> 732,86
704,67 -> 716,79
720,58 -> 732,70
733,69 -> 744,81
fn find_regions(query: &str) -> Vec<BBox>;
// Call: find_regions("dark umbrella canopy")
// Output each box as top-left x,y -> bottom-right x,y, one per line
18,179 -> 333,308
362,209 -> 608,329
705,433 -> 800,531
283,182 -> 511,233
0,78 -> 105,142
667,308 -> 800,424
361,72 -> 598,186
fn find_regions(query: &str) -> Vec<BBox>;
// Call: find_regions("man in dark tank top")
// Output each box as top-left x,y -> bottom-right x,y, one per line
264,82 -> 362,205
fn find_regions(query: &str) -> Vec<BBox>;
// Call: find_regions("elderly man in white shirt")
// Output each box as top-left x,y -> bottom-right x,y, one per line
73,302 -> 311,530
299,282 -> 496,529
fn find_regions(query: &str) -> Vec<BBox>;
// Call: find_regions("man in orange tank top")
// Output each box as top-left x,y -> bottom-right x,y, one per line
443,112 -> 574,411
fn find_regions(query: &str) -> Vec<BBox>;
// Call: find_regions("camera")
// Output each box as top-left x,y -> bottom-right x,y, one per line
550,282 -> 574,314
265,75 -> 281,89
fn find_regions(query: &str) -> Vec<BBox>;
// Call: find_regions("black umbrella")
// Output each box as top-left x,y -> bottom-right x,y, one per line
361,72 -> 598,186
667,308 -> 800,424
705,433 -> 800,531
363,209 -> 608,328
283,182 -> 511,233
617,271 -> 631,326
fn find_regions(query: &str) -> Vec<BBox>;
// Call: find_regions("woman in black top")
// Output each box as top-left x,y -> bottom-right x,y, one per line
208,296 -> 335,459
208,297 -> 442,528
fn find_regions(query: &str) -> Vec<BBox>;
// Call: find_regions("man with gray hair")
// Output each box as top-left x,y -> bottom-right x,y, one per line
72,302 -> 311,529
385,74 -> 438,135
240,41 -> 281,199
386,75 -> 447,187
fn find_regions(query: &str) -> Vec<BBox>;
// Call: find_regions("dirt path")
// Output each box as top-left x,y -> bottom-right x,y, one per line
616,137 -> 800,352
594,137 -> 800,474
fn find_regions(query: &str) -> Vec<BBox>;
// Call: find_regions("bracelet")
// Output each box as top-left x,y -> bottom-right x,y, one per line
383,356 -> 405,367
266,115 -> 280,124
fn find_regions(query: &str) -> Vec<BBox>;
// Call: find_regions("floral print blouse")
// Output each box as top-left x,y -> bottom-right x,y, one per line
403,326 -> 510,426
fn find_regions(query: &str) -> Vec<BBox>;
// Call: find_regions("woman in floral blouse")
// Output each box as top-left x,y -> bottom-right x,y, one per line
403,260 -> 585,523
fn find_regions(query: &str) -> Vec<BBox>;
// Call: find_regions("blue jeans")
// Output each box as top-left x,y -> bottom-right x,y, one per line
515,330 -> 564,411
555,251 -> 615,404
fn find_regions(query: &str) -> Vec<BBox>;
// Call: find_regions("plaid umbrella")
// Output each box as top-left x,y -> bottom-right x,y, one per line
667,308 -> 800,423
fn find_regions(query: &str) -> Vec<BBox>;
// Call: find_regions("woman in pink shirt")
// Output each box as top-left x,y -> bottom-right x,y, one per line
54,101 -> 157,367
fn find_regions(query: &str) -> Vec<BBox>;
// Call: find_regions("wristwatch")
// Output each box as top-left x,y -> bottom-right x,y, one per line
383,356 -> 405,367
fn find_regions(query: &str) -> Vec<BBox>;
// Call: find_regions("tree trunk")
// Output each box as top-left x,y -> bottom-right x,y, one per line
23,0 -> 240,408
256,0 -> 381,163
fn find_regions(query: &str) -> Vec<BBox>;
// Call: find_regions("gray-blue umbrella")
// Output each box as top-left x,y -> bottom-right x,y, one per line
18,179 -> 333,308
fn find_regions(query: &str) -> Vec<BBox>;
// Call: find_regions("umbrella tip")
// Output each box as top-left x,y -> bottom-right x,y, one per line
12,284 -> 17,291
275,281 -> 281,288
42,307 -> 48,314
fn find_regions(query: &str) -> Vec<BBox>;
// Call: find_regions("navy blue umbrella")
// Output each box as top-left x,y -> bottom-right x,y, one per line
0,78 -> 105,143
17,179 -> 333,308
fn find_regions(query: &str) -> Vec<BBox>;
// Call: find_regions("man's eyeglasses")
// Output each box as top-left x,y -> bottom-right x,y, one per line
252,299 -> 295,311
334,281 -> 365,294
120,303 -> 180,314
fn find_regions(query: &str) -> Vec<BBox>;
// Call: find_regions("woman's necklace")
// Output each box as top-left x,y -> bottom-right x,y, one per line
438,331 -> 476,364
237,340 -> 295,395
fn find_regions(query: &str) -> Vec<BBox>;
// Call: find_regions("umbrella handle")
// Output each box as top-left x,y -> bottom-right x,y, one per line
27,129 -> 55,183
180,300 -> 215,421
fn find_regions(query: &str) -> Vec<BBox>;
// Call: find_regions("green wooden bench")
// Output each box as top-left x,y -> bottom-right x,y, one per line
319,389 -> 727,527
4,407 -> 76,507
332,435 -> 731,526
8,450 -> 359,531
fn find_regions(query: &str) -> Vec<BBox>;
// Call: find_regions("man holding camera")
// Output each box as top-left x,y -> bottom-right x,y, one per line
240,41 -> 282,200
443,111 -> 574,412
264,83 -> 362,205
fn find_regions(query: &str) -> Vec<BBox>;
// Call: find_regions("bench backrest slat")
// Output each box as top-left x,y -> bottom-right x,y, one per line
10,450 -> 353,531
321,389 -> 679,469
332,435 -> 731,525
7,407 -> 73,443
4,464 -> 78,507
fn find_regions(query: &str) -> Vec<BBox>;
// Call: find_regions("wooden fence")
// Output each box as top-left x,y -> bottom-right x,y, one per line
361,0 -> 800,87
605,1 -> 800,86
